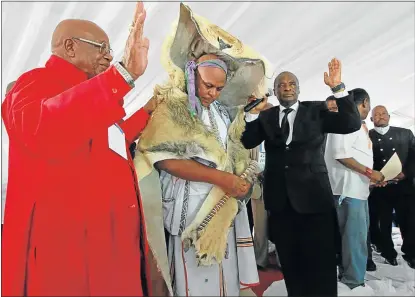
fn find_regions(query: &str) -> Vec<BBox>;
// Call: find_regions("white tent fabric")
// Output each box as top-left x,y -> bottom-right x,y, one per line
1,1 -> 414,215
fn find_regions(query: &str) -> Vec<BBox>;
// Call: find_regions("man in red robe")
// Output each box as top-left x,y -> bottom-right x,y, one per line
1,3 -> 157,296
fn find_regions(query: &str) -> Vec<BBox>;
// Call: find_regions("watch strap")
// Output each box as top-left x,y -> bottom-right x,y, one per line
331,82 -> 345,93
114,62 -> 135,88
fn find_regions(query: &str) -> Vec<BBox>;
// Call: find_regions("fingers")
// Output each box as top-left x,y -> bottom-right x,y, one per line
324,72 -> 328,81
133,2 -> 145,23
142,37 -> 150,49
130,2 -> 146,43
330,58 -> 341,70
247,96 -> 256,103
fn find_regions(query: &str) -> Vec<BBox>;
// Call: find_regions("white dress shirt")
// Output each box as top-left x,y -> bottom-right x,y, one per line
373,125 -> 390,135
245,89 -> 349,145
278,101 -> 299,144
324,125 -> 374,200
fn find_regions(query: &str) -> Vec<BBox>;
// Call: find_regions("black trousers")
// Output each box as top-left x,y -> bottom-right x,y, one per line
268,202 -> 338,297
368,181 -> 415,259
246,199 -> 254,234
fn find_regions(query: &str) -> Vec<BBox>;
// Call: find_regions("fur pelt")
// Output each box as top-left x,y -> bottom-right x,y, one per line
137,85 -> 257,265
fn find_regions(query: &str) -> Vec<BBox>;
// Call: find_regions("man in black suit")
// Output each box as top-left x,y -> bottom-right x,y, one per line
241,58 -> 362,296
368,105 -> 415,268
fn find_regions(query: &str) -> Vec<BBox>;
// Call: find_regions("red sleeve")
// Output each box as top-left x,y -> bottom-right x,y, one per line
2,66 -> 131,159
119,108 -> 151,144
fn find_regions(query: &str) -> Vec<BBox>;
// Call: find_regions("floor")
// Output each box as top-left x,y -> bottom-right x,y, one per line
262,227 -> 415,296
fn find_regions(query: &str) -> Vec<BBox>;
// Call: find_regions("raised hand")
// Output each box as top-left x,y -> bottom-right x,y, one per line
122,2 -> 150,80
324,58 -> 342,88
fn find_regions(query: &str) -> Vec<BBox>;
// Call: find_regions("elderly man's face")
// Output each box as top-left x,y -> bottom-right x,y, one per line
371,106 -> 390,127
196,66 -> 226,107
326,99 -> 338,112
73,31 -> 113,78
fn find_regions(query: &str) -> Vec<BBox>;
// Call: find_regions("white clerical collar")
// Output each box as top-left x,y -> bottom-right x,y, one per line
374,125 -> 390,135
280,101 -> 300,113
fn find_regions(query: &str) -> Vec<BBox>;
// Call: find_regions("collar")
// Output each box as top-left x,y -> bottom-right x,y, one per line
279,100 -> 300,113
45,55 -> 88,86
374,125 -> 390,135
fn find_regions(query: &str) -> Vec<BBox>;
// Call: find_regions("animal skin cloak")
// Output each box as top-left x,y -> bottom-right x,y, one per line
133,3 -> 271,295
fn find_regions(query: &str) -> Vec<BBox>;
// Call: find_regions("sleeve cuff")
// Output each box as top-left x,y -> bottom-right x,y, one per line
245,112 -> 259,122
333,89 -> 349,99
333,152 -> 353,159
105,65 -> 133,99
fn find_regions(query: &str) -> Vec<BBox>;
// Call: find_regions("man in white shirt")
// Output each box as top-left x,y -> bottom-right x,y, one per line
325,88 -> 384,289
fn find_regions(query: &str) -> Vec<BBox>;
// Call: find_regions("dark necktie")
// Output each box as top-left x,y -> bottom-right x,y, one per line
281,108 -> 293,143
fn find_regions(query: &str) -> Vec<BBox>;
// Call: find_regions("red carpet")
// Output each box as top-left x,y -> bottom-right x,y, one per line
251,252 -> 284,296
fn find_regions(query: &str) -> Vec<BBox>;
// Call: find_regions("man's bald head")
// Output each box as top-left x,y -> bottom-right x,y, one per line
51,19 -> 112,78
195,54 -> 227,107
371,105 -> 390,127
6,81 -> 16,94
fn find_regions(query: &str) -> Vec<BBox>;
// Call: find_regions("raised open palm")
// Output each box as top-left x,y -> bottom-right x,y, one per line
324,58 -> 342,88
122,2 -> 150,80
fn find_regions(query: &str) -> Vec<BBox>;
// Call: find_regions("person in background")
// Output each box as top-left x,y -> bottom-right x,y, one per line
324,88 -> 384,289
129,141 -> 137,159
241,58 -> 361,296
1,3 -> 159,295
326,95 -> 339,112
2,81 -> 16,235
368,105 -> 415,269
324,94 -> 344,270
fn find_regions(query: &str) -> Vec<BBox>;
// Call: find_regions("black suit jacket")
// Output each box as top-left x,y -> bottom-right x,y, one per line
369,126 -> 415,183
241,95 -> 361,214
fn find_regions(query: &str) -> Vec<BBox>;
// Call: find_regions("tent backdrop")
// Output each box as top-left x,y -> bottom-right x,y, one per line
1,1 -> 414,214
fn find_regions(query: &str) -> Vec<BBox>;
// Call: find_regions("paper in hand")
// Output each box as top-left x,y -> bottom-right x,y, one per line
108,124 -> 128,160
380,153 -> 402,181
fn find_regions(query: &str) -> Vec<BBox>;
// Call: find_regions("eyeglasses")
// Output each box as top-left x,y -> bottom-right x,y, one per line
72,37 -> 113,56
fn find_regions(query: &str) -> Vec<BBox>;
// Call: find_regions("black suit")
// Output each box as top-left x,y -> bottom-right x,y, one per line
368,127 -> 415,260
241,95 -> 360,296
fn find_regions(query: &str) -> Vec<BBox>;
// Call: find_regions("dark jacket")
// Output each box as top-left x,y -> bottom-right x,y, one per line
241,95 -> 361,214
370,126 -> 415,183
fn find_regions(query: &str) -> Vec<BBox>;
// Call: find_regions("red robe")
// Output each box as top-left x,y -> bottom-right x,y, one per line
2,55 -> 152,296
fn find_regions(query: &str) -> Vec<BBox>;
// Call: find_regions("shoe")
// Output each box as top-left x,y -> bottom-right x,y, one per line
371,244 -> 382,253
366,259 -> 377,271
402,255 -> 415,269
384,257 -> 398,266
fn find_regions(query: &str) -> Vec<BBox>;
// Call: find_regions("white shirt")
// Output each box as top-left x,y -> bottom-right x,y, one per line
245,90 -> 349,145
374,125 -> 390,135
324,125 -> 374,200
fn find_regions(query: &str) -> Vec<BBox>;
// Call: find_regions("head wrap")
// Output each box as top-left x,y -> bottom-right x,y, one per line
184,59 -> 228,118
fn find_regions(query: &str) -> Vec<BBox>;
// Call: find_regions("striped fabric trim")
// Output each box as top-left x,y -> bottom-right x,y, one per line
236,237 -> 254,248
219,263 -> 227,296
181,242 -> 190,297
240,281 -> 260,290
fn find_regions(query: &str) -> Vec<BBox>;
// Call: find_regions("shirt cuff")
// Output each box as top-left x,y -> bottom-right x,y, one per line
333,152 -> 353,159
333,89 -> 349,99
245,112 -> 259,122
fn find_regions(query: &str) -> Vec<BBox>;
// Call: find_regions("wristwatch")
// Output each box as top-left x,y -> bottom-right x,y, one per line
114,62 -> 135,88
331,82 -> 345,93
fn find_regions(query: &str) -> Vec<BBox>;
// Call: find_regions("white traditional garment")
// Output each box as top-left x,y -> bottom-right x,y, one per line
159,101 -> 259,296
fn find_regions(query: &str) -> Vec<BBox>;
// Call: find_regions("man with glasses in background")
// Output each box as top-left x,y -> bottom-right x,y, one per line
1,3 -> 160,296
